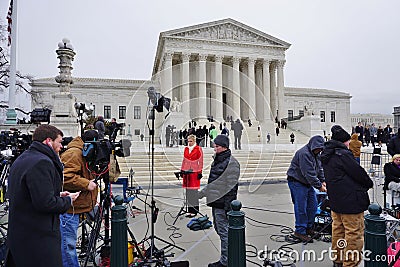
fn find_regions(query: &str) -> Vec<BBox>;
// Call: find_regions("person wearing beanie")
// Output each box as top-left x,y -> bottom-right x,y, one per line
286,135 -> 326,243
321,125 -> 373,267
384,154 -> 400,204
199,134 -> 240,267
94,115 -> 105,140
60,130 -> 99,267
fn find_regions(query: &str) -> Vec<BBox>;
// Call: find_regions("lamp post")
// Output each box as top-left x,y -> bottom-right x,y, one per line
74,102 -> 94,136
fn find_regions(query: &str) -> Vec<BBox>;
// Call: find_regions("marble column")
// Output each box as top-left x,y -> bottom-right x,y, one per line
198,54 -> 207,120
162,52 -> 173,99
232,56 -> 241,119
247,58 -> 256,121
255,64 -> 263,121
215,55 -> 223,122
182,53 -> 190,119
270,62 -> 277,120
263,59 -> 271,122
277,60 -> 286,120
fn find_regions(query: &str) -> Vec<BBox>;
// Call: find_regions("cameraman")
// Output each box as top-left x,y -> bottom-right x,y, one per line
94,115 -> 105,139
60,130 -> 99,267
108,117 -> 117,141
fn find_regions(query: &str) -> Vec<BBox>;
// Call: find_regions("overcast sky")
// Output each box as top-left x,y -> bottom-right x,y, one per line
1,0 -> 399,115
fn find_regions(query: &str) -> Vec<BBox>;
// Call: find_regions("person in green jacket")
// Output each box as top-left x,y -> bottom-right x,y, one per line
209,124 -> 218,147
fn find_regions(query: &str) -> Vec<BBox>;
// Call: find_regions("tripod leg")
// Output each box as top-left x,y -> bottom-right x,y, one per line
83,206 -> 103,267
127,227 -> 145,260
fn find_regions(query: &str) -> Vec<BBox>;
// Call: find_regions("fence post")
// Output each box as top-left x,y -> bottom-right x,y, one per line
364,203 -> 387,267
228,200 -> 246,267
111,195 -> 128,267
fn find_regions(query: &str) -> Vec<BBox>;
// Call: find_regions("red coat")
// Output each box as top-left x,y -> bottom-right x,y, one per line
181,145 -> 203,189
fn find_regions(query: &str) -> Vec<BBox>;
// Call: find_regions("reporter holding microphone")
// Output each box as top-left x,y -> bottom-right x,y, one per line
181,134 -> 203,217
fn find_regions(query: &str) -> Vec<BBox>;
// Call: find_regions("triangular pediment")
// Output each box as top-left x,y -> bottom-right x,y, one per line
162,18 -> 290,48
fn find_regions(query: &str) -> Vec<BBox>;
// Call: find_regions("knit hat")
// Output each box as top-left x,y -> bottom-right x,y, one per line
82,130 -> 99,142
331,125 -> 351,143
214,134 -> 229,148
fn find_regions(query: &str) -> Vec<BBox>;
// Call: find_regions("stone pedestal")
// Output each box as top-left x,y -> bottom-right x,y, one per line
289,116 -> 324,137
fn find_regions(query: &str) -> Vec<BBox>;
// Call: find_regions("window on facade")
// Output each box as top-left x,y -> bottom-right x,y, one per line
134,129 -> 141,135
92,105 -> 96,116
134,106 -> 141,119
104,105 -> 111,119
331,111 -> 336,123
288,110 -> 293,120
299,110 -> 304,117
320,111 -> 326,122
119,106 -> 126,119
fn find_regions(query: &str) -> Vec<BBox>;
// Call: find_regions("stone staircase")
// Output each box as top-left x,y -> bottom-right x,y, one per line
116,121 -> 317,189
117,146 -> 296,188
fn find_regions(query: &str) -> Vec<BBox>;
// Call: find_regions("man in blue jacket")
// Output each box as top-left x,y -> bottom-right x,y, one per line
286,135 -> 326,243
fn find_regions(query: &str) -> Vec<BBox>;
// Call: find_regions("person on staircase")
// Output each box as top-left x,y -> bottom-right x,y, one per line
290,132 -> 295,144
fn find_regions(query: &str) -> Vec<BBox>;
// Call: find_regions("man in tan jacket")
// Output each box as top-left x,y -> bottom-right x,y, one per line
60,130 -> 99,267
349,133 -> 362,164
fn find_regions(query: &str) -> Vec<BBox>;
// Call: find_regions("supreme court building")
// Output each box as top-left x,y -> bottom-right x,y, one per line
31,18 -> 351,139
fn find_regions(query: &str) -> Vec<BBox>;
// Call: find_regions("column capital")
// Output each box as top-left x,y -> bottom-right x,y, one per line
247,57 -> 256,65
262,58 -> 271,65
199,53 -> 208,61
232,56 -> 241,65
182,53 -> 191,62
164,52 -> 173,61
215,55 -> 223,63
277,60 -> 286,69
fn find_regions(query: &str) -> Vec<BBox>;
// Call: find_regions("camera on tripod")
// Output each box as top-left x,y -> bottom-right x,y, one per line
0,130 -> 32,158
83,139 -> 131,163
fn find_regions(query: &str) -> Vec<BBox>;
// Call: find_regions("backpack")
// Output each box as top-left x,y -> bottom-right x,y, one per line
186,215 -> 212,231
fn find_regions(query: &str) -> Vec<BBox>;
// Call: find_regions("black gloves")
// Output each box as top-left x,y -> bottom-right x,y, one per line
197,173 -> 203,179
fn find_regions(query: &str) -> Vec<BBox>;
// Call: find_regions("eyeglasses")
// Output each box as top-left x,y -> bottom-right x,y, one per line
187,140 -> 194,142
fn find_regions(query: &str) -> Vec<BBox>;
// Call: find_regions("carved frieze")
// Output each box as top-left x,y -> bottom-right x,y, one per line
170,23 -> 282,46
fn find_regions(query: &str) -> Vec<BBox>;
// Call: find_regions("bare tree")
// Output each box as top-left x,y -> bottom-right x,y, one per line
0,20 -> 37,119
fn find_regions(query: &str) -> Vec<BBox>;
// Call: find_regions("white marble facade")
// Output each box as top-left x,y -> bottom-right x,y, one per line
30,18 -> 351,139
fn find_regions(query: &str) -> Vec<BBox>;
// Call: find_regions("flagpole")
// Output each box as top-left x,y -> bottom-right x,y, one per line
5,0 -> 17,124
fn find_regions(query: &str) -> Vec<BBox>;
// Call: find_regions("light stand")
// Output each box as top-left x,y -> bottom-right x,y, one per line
143,88 -> 184,264
74,102 -> 94,136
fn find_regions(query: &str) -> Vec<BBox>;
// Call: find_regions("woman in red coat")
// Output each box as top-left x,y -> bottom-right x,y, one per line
181,134 -> 203,217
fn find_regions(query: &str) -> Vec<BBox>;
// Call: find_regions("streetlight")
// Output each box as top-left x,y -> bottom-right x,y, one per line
74,102 -> 94,135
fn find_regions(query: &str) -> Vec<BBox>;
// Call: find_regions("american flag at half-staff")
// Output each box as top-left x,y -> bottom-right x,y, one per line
7,0 -> 13,46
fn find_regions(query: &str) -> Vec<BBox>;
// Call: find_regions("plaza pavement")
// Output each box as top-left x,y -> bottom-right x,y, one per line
95,142 -> 387,267
122,181 -> 384,267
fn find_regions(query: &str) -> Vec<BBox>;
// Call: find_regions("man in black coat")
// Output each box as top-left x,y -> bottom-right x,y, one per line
387,128 -> 400,157
231,119 -> 243,150
6,125 -> 79,267
199,135 -> 240,267
321,125 -> 373,267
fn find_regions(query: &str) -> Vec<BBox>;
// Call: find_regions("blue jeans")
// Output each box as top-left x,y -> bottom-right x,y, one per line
288,180 -> 317,235
60,213 -> 80,267
212,207 -> 228,266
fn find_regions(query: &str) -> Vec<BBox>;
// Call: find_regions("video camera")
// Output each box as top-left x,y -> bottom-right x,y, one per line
0,130 -> 32,158
82,139 -> 131,166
